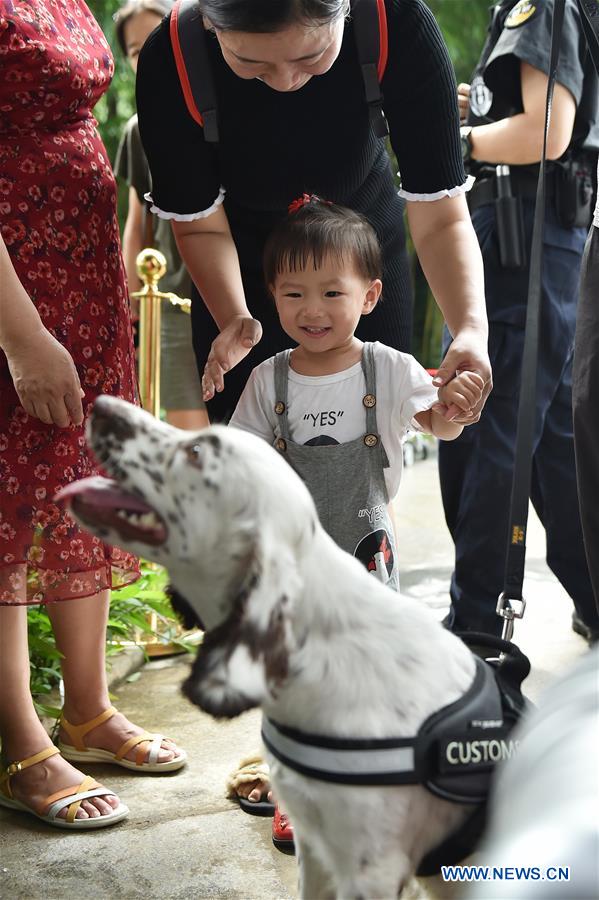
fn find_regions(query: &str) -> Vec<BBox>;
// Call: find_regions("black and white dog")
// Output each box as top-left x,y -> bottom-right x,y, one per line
61,396 -> 512,899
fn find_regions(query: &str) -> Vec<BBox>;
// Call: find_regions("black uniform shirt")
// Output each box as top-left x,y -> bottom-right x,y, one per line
467,0 -> 599,169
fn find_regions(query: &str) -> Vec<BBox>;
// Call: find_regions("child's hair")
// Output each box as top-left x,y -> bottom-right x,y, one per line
263,195 -> 382,288
113,0 -> 173,57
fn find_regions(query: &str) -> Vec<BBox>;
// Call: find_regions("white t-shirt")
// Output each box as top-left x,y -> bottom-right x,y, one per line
594,160 -> 599,229
230,342 -> 439,500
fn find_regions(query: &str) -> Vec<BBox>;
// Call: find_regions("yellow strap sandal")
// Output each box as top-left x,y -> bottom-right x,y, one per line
59,706 -> 186,773
0,746 -> 129,830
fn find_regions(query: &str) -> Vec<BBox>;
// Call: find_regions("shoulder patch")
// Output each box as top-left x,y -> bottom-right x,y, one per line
505,0 -> 538,28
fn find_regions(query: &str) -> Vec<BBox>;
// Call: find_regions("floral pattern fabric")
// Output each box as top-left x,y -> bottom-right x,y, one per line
0,0 -> 139,604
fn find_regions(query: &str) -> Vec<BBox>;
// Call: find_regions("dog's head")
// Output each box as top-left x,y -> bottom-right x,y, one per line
59,395 -> 318,716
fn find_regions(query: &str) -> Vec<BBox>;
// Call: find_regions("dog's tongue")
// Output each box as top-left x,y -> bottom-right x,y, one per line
56,476 -> 152,513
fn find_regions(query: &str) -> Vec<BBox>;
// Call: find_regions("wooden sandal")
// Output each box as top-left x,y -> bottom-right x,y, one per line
226,754 -> 274,816
0,746 -> 129,830
59,706 -> 186,773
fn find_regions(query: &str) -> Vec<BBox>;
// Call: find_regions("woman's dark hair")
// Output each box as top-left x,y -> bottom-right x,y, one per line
113,0 -> 173,57
263,196 -> 382,288
197,0 -> 350,33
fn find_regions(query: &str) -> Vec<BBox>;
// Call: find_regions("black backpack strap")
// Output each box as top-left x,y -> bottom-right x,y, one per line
352,0 -> 389,138
170,0 -> 219,142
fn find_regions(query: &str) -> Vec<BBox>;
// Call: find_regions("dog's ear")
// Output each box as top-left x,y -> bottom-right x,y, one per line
181,536 -> 302,718
167,586 -> 205,631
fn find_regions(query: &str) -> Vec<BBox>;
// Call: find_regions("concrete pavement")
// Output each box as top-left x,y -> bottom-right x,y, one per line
0,450 -> 590,899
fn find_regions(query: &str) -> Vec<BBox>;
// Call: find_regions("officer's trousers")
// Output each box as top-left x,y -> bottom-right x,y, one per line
439,200 -> 599,636
573,225 -> 599,613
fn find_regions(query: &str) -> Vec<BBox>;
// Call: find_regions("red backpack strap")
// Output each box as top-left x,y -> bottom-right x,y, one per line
375,0 -> 388,81
170,0 -> 219,141
352,0 -> 389,137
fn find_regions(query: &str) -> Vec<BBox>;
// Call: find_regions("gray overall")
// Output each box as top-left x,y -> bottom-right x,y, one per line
273,342 -> 399,591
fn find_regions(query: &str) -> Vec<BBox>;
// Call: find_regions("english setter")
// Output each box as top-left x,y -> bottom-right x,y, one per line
61,396 -> 483,899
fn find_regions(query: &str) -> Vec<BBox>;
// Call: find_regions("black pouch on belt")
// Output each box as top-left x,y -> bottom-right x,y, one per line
554,157 -> 595,228
494,166 -> 527,269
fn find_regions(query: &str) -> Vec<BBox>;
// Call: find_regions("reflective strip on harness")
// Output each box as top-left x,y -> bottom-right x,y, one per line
262,717 -> 418,785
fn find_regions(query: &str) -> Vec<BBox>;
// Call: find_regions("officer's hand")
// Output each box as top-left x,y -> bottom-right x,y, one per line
433,330 -> 492,423
457,82 -> 471,124
202,315 -> 263,401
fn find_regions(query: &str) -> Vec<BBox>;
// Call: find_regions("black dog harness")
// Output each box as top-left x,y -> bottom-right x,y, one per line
262,642 -> 530,875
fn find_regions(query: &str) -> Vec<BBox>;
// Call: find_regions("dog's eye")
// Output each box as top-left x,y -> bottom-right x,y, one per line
186,443 -> 203,469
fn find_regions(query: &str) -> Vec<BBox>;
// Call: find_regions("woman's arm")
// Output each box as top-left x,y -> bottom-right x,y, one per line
407,194 -> 491,420
172,207 -> 262,399
0,236 -> 84,427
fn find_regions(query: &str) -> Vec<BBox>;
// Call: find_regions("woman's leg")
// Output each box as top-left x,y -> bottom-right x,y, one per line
0,602 -> 118,819
166,408 -> 210,430
49,590 -> 181,762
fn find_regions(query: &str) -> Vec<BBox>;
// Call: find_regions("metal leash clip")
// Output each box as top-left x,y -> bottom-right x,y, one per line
496,592 -> 527,643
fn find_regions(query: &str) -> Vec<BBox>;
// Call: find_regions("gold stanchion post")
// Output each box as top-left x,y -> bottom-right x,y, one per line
127,250 -> 200,656
132,248 -> 191,417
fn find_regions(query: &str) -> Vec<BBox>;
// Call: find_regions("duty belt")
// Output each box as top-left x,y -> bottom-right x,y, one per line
468,172 -> 555,212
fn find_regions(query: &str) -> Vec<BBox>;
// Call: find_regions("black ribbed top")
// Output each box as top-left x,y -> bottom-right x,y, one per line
137,0 -> 465,221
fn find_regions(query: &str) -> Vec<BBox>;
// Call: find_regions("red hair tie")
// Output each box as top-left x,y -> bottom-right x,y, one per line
287,193 -> 332,215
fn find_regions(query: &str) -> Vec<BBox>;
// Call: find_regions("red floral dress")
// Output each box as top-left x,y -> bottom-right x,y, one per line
0,0 -> 139,604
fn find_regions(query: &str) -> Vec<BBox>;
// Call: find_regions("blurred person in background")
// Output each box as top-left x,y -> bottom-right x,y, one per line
114,0 -> 209,430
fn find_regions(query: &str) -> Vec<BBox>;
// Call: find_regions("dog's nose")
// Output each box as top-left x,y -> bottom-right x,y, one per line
91,396 -> 135,442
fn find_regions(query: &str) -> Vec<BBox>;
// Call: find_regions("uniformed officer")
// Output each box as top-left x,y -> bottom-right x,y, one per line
439,0 -> 599,643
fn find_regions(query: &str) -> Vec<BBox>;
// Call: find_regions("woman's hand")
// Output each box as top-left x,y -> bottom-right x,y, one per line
202,315 -> 263,401
433,329 -> 492,423
5,327 -> 85,427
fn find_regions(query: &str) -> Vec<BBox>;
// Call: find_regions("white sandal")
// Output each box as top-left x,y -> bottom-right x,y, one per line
0,746 -> 129,830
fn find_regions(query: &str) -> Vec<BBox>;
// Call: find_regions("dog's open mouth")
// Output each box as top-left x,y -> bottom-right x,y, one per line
56,476 -> 167,545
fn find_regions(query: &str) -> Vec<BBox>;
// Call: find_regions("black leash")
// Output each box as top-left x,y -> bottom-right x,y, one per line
498,0 -> 567,640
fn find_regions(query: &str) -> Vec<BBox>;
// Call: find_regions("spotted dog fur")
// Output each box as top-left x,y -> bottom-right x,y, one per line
66,395 -> 478,899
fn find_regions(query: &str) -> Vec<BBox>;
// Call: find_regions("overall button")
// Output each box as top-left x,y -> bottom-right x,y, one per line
274,401 -> 285,415
275,438 -> 287,452
364,434 -> 378,447
363,394 -> 376,408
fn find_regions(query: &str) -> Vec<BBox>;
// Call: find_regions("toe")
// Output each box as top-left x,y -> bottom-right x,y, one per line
81,800 -> 101,818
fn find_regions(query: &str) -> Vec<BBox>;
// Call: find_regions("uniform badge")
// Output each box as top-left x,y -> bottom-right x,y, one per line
469,74 -> 493,118
505,0 -> 537,28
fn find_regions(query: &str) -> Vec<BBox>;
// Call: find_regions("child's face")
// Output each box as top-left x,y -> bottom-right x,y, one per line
124,10 -> 161,73
271,255 -> 381,355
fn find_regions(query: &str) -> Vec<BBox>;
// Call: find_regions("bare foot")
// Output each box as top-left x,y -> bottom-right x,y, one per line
59,709 -> 183,765
6,748 -> 120,821
235,778 -> 273,805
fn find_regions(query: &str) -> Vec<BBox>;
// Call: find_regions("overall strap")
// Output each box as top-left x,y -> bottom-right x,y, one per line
170,0 -> 219,141
352,0 -> 389,138
360,342 -> 379,435
273,351 -> 293,440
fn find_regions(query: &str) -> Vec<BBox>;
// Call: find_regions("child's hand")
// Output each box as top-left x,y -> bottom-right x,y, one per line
433,371 -> 485,422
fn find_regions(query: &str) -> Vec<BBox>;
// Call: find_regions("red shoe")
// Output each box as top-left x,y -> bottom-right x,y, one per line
272,804 -> 295,855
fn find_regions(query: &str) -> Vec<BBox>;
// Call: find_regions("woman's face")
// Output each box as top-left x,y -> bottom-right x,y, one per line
209,16 -> 345,92
124,9 -> 162,73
